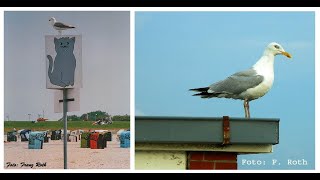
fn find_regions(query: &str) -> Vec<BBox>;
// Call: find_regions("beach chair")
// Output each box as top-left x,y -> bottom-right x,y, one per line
80,132 -> 91,148
7,131 -> 17,142
20,129 -> 31,142
28,131 -> 46,149
120,131 -> 130,148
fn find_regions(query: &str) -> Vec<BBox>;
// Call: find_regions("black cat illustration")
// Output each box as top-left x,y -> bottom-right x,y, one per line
47,37 -> 76,87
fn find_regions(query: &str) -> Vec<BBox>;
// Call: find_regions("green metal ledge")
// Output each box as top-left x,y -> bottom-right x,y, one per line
135,116 -> 279,145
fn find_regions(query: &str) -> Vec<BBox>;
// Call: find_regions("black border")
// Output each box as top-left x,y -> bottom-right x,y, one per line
1,0 -> 320,7
1,173 -> 320,177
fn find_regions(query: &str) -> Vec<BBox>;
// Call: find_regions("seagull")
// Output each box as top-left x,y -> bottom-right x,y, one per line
49,17 -> 75,35
190,42 -> 292,118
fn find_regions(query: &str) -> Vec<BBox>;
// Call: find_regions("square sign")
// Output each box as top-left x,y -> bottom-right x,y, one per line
45,35 -> 82,89
54,88 -> 80,113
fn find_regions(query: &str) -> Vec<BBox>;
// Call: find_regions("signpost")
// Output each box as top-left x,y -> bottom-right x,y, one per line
54,89 -> 80,113
45,35 -> 82,169
62,89 -> 68,168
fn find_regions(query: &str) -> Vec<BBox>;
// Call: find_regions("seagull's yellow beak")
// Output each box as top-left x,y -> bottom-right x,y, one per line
282,51 -> 292,58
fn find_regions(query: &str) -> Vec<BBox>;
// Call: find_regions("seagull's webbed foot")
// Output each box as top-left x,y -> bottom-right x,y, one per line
244,100 -> 250,119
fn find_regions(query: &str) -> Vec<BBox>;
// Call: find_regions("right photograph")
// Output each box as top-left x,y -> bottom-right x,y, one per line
135,11 -> 315,170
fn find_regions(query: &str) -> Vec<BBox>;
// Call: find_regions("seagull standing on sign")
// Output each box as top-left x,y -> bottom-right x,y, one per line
49,17 -> 75,35
190,42 -> 292,119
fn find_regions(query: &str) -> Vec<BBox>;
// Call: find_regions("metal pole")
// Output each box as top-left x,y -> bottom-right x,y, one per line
63,88 -> 68,169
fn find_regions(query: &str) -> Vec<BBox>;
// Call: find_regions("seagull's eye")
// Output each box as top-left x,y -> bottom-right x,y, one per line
274,45 -> 280,49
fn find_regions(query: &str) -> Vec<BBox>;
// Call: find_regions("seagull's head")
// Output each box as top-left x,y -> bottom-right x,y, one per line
49,17 -> 56,24
266,42 -> 292,58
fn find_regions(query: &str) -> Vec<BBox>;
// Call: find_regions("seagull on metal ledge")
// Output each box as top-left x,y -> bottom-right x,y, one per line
190,42 -> 292,119
49,17 -> 75,35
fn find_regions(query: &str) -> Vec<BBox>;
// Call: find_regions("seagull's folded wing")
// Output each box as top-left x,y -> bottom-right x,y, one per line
209,69 -> 264,95
54,22 -> 73,28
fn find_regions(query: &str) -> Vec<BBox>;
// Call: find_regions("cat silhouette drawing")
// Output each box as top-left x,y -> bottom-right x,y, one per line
47,37 -> 76,87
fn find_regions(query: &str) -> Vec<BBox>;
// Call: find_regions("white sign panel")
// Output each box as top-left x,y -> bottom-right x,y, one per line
45,35 -> 82,89
54,89 -> 80,113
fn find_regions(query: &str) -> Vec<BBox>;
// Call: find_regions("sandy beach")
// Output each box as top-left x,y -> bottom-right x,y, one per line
4,135 -> 130,169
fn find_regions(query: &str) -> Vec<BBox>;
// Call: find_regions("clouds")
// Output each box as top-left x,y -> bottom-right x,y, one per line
288,41 -> 313,49
135,109 -> 146,116
135,13 -> 154,33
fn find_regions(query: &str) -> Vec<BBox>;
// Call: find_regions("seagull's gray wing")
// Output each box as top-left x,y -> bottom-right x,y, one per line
54,22 -> 74,28
208,69 -> 264,95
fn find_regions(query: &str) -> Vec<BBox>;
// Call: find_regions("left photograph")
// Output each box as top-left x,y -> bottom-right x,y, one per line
4,11 -> 130,169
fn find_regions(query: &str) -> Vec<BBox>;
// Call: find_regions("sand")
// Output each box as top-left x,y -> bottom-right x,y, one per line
4,135 -> 130,169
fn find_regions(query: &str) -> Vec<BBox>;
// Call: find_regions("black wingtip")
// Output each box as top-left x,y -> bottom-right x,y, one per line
192,93 -> 200,96
191,92 -> 212,98
189,87 -> 210,92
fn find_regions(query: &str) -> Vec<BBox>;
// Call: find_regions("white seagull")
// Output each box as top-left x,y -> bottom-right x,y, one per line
190,42 -> 292,118
49,17 -> 75,35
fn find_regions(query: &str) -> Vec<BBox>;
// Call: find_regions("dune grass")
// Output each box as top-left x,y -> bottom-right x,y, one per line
4,121 -> 130,133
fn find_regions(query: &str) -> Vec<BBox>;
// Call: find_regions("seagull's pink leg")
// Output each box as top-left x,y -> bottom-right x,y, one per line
244,100 -> 250,119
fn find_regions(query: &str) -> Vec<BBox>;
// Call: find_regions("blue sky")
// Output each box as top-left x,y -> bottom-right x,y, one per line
135,12 -> 315,170
4,11 -> 130,121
